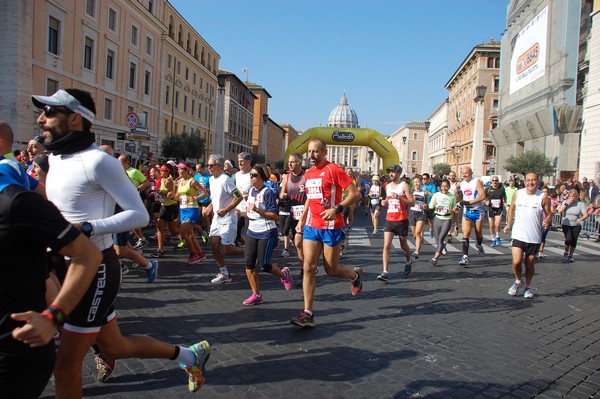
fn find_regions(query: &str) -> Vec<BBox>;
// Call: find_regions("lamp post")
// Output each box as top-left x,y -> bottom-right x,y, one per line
214,74 -> 226,156
422,121 -> 431,175
281,129 -> 286,167
261,113 -> 268,162
402,135 -> 408,172
471,85 -> 487,176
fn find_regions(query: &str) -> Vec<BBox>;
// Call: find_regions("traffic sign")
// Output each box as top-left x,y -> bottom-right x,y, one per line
125,112 -> 139,129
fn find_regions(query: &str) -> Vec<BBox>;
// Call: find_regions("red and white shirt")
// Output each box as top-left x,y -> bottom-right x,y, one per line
305,161 -> 353,229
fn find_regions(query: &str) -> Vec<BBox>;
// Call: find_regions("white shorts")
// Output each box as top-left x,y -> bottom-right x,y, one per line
210,218 -> 237,245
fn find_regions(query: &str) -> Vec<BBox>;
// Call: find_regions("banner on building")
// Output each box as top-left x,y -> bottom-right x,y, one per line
509,5 -> 548,95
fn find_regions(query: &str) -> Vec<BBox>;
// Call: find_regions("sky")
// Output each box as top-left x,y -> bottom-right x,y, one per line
169,0 -> 510,136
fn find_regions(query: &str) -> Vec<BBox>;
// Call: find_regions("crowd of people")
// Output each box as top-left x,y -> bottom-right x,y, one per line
2,87 -> 600,398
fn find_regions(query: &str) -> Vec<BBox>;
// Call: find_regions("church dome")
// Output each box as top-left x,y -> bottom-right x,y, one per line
327,94 -> 359,128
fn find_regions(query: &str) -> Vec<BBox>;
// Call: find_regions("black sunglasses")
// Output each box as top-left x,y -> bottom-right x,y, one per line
43,105 -> 72,117
250,172 -> 260,178
207,164 -> 217,168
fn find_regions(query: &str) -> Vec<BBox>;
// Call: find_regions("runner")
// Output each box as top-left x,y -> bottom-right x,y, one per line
485,175 -> 506,247
408,175 -> 428,260
368,175 -> 384,236
456,167 -> 486,266
428,179 -> 457,266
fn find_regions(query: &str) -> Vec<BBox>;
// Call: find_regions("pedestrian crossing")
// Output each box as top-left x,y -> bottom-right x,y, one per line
343,227 -> 600,258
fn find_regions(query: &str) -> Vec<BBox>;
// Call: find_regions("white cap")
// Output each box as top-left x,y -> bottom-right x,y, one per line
372,175 -> 380,181
32,90 -> 95,123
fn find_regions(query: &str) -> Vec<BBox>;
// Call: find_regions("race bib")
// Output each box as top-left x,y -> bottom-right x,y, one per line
436,205 -> 450,215
292,205 -> 304,220
180,195 -> 189,208
491,199 -> 501,208
306,178 -> 323,199
388,198 -> 401,213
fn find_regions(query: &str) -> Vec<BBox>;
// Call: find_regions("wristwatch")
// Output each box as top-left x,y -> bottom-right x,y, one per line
81,221 -> 93,237
335,204 -> 344,214
42,305 -> 67,326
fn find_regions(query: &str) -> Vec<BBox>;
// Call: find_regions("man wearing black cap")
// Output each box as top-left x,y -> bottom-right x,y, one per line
31,89 -> 211,396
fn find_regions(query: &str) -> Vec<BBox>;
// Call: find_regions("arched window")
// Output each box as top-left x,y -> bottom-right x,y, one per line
411,151 -> 418,161
487,57 -> 494,68
168,16 -> 174,38
186,33 -> 191,52
194,41 -> 198,59
178,25 -> 182,45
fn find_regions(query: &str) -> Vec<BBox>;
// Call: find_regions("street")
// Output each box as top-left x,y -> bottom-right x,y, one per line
42,210 -> 600,398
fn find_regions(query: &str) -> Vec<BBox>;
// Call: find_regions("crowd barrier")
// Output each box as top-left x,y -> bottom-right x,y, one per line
550,207 -> 600,239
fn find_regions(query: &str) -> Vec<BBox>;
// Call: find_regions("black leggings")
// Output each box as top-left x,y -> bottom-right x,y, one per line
562,224 -> 582,247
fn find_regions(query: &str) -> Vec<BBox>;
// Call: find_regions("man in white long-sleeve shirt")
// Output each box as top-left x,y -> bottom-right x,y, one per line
32,89 -> 210,397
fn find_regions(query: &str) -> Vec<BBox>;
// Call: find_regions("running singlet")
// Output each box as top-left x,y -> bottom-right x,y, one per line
369,184 -> 382,205
460,178 -> 483,210
385,181 -> 409,222
486,186 -> 505,209
511,188 -> 545,244
305,161 -> 353,230
177,179 -> 199,208
194,172 -> 211,205
448,181 -> 459,196
286,171 -> 307,221
159,176 -> 177,206
411,190 -> 427,213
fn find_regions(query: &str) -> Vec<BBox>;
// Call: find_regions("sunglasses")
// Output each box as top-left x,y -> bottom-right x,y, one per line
492,180 -> 499,182
207,164 -> 217,168
250,172 -> 260,178
43,105 -> 72,117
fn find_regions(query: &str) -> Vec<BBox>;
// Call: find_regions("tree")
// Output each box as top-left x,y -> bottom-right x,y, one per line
160,131 -> 205,161
503,150 -> 554,178
432,163 -> 451,177
251,152 -> 266,165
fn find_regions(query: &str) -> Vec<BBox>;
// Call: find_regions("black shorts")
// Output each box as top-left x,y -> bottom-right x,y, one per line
511,239 -> 540,258
384,219 -> 409,237
488,207 -> 503,218
113,231 -> 129,247
409,210 -> 426,226
159,203 -> 179,222
64,247 -> 120,334
424,208 -> 435,220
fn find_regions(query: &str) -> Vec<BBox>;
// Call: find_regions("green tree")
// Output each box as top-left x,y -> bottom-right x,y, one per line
251,152 -> 266,165
432,163 -> 451,177
186,131 -> 206,161
503,150 -> 554,178
160,133 -> 185,159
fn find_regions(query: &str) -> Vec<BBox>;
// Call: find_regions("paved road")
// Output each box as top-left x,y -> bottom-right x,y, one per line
42,211 -> 600,398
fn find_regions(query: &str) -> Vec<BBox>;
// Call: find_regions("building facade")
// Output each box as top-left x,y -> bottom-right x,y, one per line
490,0 -> 589,182
389,122 -> 428,176
424,99 -> 449,174
161,1 -> 220,163
445,40 -> 500,177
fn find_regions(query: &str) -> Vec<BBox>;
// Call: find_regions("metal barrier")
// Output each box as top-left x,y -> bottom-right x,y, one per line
550,208 -> 599,239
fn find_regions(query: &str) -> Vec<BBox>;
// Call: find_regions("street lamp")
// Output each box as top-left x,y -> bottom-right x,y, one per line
214,74 -> 226,157
261,113 -> 268,161
472,85 -> 487,175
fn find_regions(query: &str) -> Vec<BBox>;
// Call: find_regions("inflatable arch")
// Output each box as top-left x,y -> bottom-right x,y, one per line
284,127 -> 400,172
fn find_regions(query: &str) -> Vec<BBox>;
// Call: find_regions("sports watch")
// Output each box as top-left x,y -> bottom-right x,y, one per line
81,221 -> 93,237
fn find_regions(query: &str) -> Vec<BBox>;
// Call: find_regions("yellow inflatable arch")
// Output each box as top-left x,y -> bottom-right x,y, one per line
284,127 -> 400,172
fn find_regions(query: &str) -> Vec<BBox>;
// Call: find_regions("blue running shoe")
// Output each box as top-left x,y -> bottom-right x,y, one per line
146,260 -> 158,283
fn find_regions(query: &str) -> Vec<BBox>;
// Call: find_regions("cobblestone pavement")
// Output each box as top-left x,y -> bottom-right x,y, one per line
42,213 -> 600,398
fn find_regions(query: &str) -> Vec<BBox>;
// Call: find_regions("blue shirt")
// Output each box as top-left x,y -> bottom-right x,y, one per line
193,172 -> 211,204
422,183 -> 437,205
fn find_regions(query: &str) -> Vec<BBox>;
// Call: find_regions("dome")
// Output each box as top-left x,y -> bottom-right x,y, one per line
327,93 -> 359,128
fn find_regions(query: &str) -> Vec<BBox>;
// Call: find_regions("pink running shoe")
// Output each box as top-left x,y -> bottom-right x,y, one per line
242,293 -> 264,306
280,267 -> 294,290
187,254 -> 200,265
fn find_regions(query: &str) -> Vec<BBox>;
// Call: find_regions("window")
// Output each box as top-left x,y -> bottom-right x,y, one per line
144,71 -> 151,95
46,78 -> 59,95
148,0 -> 154,13
127,105 -> 134,114
413,132 -> 418,140
106,50 -> 114,79
108,8 -> 117,31
104,98 -> 113,120
129,62 -> 137,89
193,73 -> 196,85
177,61 -> 181,75
185,67 -> 189,80
131,25 -> 138,46
85,0 -> 95,17
493,77 -> 500,93
175,91 -> 179,108
83,37 -> 94,70
183,95 -> 188,113
411,151 -> 418,161
165,86 -> 170,104
191,99 -> 195,116
493,99 -> 499,110
167,54 -> 172,69
145,36 -> 152,56
48,16 -> 60,55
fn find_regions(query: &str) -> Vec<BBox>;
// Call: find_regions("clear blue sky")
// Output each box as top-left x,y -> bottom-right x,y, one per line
170,0 -> 510,135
